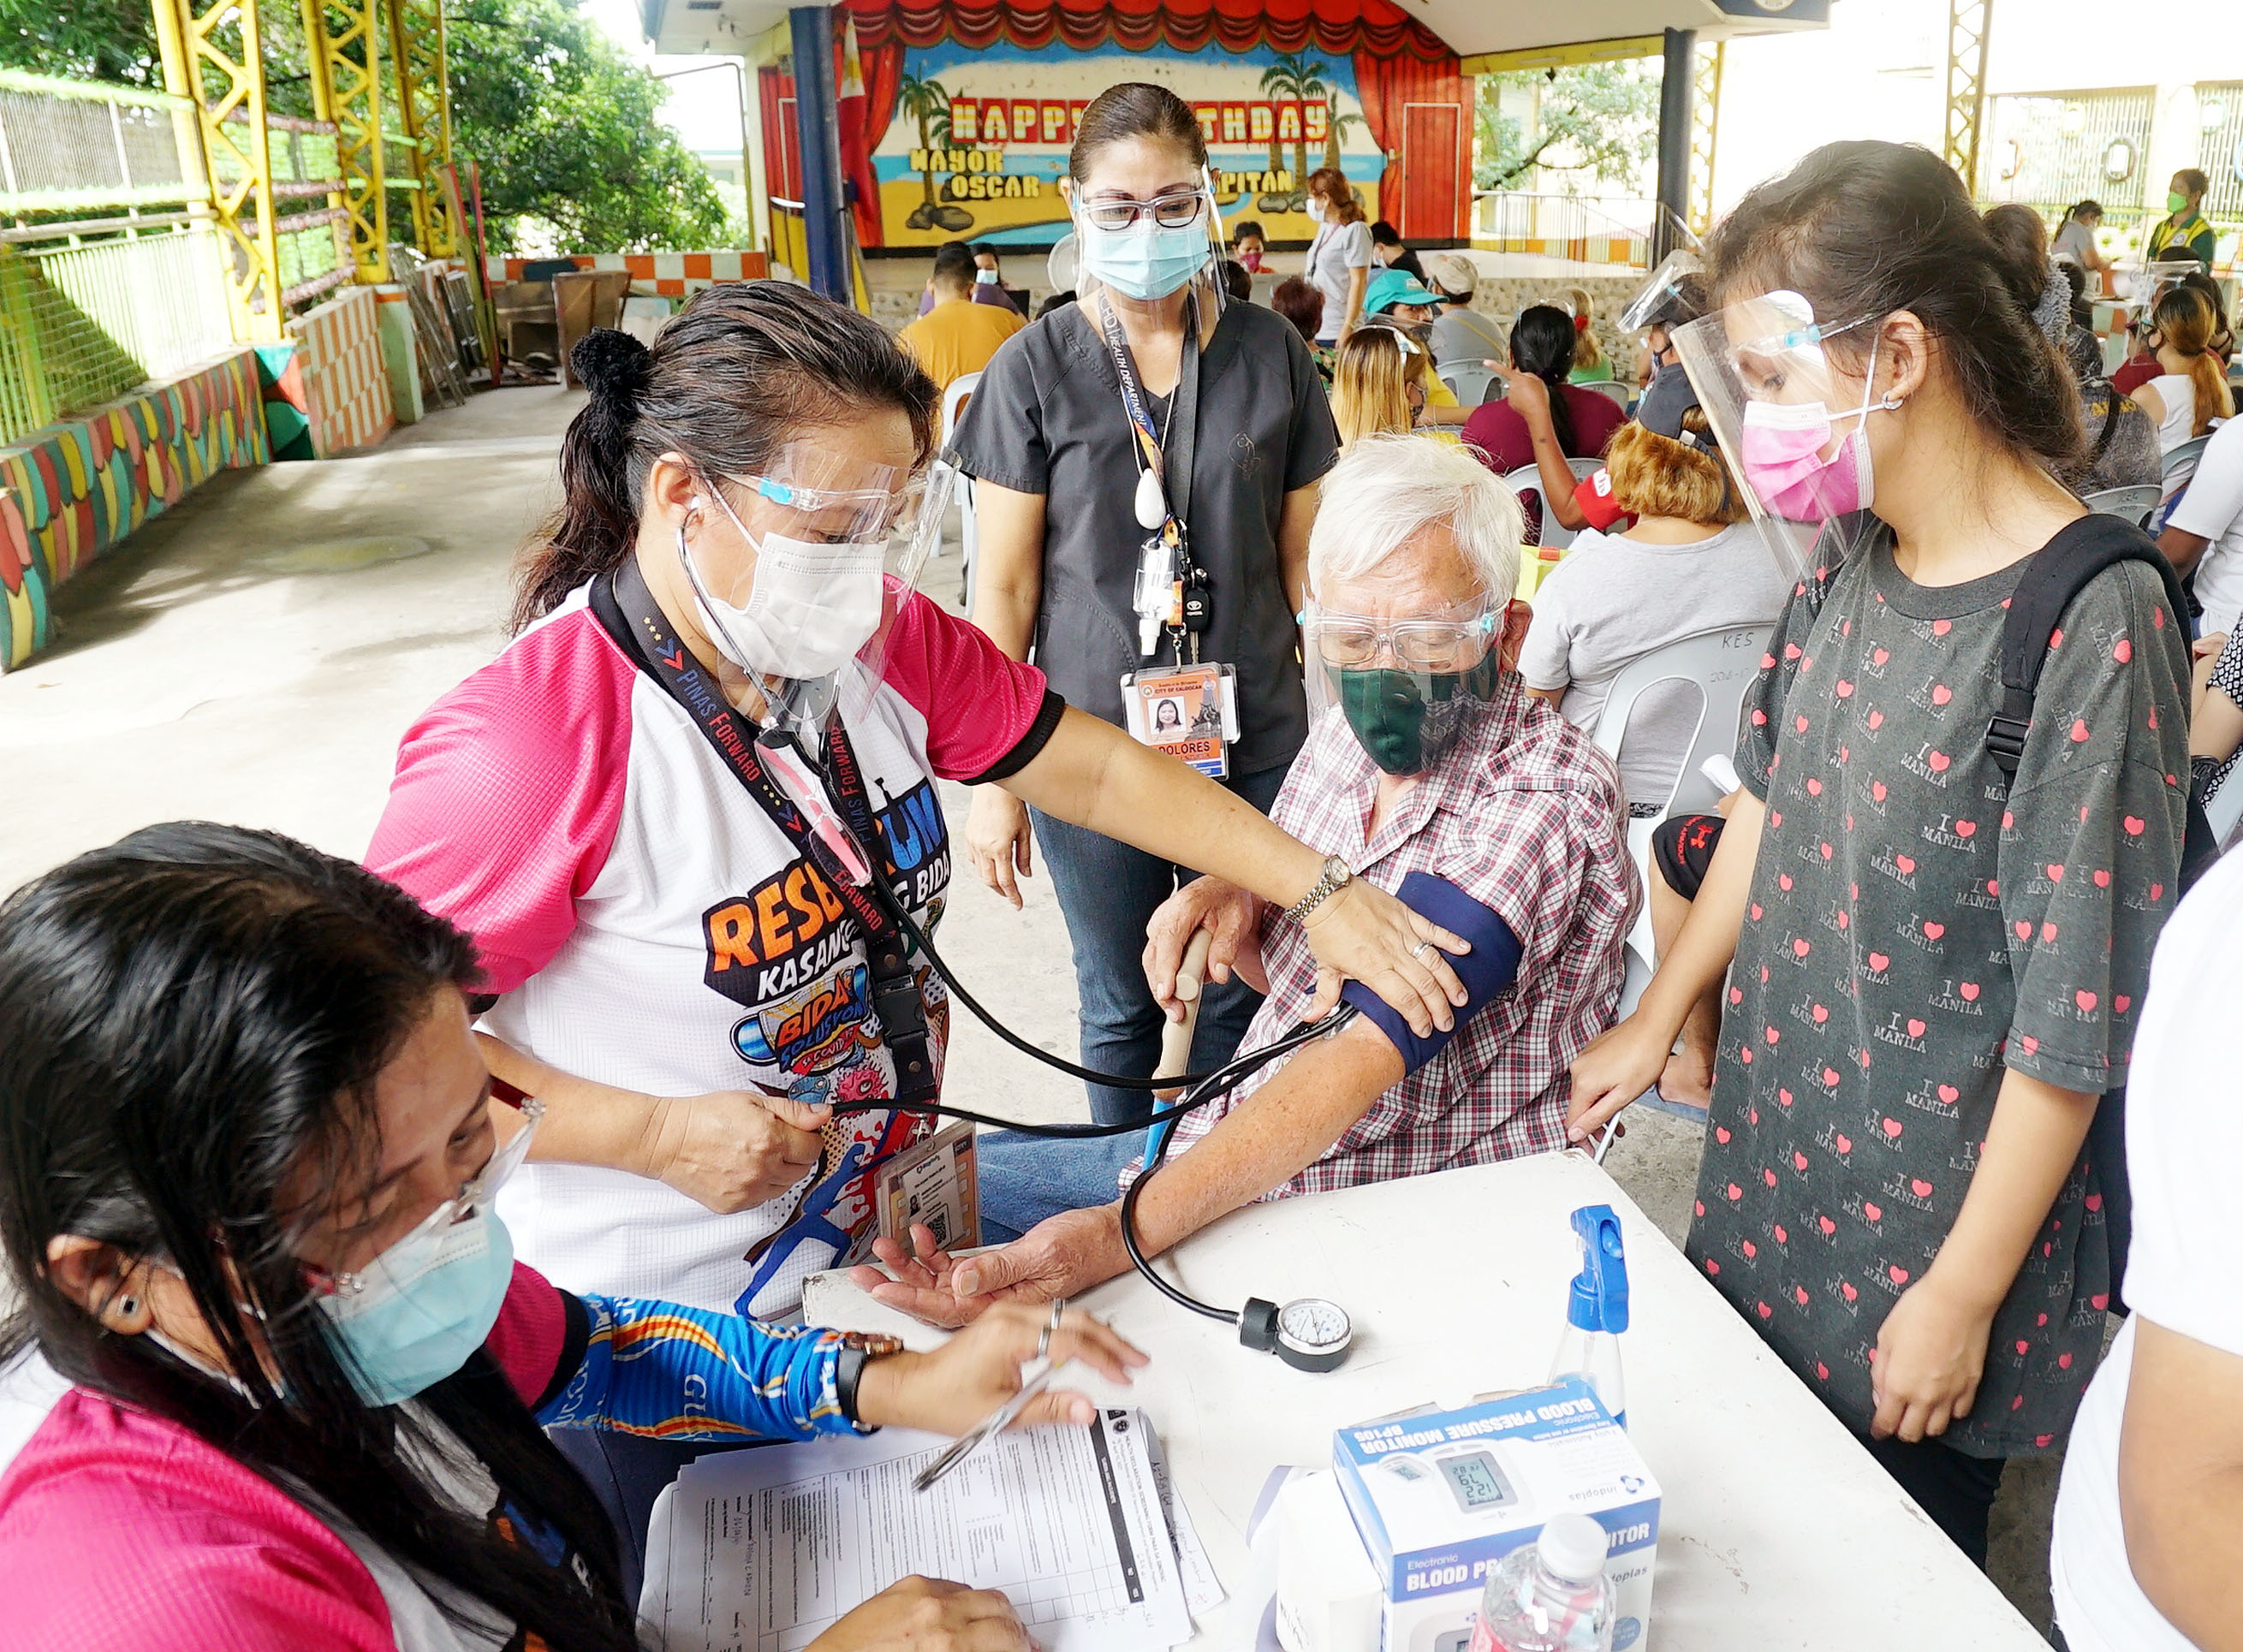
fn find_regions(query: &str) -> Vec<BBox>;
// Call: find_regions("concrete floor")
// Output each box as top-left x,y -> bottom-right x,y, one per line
1,383 -> 2056,1637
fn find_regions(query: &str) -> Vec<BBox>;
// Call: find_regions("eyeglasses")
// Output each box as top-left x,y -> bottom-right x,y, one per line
1301,602 -> 1496,671
318,1099 -> 544,1299
1078,191 -> 1207,232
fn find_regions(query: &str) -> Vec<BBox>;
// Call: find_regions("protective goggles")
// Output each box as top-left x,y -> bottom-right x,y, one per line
1300,597 -> 1496,671
318,1098 -> 543,1300
1075,188 -> 1210,232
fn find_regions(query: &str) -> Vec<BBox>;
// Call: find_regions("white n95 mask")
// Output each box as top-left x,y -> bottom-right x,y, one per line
682,484 -> 886,683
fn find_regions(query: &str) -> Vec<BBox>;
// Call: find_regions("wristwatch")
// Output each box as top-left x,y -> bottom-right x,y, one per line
1284,854 -> 1354,926
835,1331 -> 905,1427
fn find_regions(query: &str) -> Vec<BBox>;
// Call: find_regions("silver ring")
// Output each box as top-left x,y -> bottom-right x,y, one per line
1038,1298 -> 1068,1359
1411,942 -> 1435,960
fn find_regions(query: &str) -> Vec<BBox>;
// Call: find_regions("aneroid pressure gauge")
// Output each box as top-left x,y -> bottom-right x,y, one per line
1239,1295 -> 1354,1373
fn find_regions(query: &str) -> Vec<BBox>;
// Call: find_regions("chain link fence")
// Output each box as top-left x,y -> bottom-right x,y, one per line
0,69 -> 201,216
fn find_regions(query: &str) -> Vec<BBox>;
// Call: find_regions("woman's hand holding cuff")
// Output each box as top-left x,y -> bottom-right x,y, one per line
1299,878 -> 1470,1037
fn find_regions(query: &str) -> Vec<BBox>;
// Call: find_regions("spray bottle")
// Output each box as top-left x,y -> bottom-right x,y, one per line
1548,1203 -> 1629,1429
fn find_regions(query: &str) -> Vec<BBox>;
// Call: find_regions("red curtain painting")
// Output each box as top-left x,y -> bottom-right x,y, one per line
842,0 -> 1452,62
1351,47 -> 1468,237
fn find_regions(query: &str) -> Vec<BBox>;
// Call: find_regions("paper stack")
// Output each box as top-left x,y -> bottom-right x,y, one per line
642,1408 -> 1223,1651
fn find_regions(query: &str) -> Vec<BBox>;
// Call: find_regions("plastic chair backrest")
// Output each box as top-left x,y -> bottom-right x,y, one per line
2162,433 -> 2210,490
939,371 -> 982,448
1499,460 -> 1603,552
2082,484 -> 2163,525
1250,271 -> 1277,307
2204,770 -> 2243,858
1592,621 -> 1775,822
1437,360 -> 1497,407
1581,379 -> 1633,409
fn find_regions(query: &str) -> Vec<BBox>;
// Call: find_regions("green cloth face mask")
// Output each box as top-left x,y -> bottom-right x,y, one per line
2168,191 -> 2191,214
1329,654 -> 1502,775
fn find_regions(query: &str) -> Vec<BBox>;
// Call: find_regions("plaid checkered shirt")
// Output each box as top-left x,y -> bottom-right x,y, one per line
1163,675 -> 1638,1197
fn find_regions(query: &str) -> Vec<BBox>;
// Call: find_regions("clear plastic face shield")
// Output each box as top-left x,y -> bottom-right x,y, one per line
1300,589 -> 1504,776
1066,163 -> 1227,317
676,440 -> 958,745
1673,288 -> 1900,581
1620,250 -> 1705,335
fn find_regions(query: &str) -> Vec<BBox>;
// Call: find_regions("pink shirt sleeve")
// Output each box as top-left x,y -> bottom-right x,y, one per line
485,1262 -> 572,1405
365,609 -> 636,994
876,583 -> 1056,781
0,1393 -> 394,1652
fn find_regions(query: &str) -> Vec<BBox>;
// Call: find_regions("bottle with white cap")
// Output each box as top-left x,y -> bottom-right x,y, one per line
1465,1512 -> 1616,1652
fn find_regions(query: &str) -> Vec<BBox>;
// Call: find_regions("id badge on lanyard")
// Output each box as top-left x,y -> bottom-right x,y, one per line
1097,294 -> 1236,776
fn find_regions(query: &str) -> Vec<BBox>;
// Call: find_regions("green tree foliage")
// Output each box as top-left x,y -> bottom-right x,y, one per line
1475,62 -> 1660,193
0,0 -> 729,253
0,0 -> 159,86
449,0 -> 728,253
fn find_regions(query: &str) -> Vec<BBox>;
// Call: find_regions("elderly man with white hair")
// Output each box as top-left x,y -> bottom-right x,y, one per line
854,436 -> 1637,1322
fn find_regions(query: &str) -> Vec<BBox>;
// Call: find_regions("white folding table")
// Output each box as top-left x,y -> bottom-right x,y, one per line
795,1150 -> 2047,1650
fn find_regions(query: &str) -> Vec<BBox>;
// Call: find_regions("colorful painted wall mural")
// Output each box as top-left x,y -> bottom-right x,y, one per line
1,348 -> 270,669
874,43 -> 1383,248
765,0 -> 1467,253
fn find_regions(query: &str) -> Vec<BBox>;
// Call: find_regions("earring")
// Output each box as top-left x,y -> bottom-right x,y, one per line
116,1296 -> 140,1318
1878,391 -> 1905,411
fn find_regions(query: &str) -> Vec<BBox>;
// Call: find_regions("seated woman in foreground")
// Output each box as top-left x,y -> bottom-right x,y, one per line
0,823 -> 1141,1652
854,435 -> 1638,1326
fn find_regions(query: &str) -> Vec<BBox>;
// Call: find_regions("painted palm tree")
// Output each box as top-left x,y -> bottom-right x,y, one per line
896,71 -> 973,232
1324,110 -> 1367,175
1257,51 -> 1330,211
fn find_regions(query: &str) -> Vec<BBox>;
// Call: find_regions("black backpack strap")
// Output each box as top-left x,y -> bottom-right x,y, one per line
1990,514 -> 2190,782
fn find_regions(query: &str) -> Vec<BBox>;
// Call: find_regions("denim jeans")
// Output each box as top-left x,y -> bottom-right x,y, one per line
977,1127 -> 1151,1244
1028,758 -> 1292,1126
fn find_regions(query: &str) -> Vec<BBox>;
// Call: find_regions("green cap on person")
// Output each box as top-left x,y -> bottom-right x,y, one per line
1365,267 -> 1443,314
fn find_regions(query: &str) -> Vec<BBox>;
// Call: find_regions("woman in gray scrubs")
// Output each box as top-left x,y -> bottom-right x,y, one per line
952,80 -> 1340,1126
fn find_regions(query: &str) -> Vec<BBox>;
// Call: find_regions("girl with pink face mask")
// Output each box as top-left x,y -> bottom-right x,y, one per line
1568,140 -> 2192,1570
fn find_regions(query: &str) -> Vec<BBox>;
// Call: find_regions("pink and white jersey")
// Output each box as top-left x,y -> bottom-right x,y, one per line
367,579 -> 1055,1316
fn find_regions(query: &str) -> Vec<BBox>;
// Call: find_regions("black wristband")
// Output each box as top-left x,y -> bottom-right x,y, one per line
836,1347 -> 871,1427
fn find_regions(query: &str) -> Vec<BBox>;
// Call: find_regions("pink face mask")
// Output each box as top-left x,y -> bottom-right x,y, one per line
1735,330 -> 1891,520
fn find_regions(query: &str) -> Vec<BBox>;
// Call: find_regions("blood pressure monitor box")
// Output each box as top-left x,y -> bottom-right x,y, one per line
1331,1380 -> 1661,1652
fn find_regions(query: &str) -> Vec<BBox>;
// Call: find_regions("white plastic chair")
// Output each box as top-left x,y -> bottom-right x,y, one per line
2204,770 -> 2243,859
2081,484 -> 2163,526
1500,459 -> 1603,552
1581,379 -> 1633,409
939,372 -> 981,605
2162,433 -> 2211,490
1592,621 -> 1778,1117
1437,360 -> 1497,407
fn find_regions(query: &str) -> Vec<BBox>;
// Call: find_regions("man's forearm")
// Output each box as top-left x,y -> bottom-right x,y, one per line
1132,1019 -> 1405,1254
477,1031 -> 657,1174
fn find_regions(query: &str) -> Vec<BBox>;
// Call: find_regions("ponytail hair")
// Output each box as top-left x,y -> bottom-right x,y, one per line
514,282 -> 938,633
1562,287 -> 1603,373
2151,286 -> 2235,437
1705,140 -> 2085,480
1508,305 -> 1580,457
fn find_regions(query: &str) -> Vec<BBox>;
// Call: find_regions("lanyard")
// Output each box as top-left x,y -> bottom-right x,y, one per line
592,560 -> 937,1103
1094,294 -> 1208,662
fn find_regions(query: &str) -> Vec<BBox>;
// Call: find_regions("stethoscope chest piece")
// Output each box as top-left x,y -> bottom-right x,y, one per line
1240,1295 -> 1354,1373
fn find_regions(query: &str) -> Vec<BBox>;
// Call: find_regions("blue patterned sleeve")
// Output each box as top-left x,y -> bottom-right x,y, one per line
532,1294 -> 871,1442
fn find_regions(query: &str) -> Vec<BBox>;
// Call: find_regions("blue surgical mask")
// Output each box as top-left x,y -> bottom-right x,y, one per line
316,1103 -> 538,1406
975,268 -> 998,285
319,1203 -> 515,1405
1076,214 -> 1208,301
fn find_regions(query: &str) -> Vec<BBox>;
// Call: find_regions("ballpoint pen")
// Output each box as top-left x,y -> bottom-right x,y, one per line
912,1359 -> 1064,1492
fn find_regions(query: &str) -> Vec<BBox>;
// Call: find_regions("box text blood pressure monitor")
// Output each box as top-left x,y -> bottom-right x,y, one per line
1331,1380 -> 1663,1652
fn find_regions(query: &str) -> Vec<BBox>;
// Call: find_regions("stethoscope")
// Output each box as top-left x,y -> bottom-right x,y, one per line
804,764 -> 1362,1374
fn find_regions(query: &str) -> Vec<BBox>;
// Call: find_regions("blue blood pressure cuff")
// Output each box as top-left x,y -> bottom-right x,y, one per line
1339,871 -> 1521,1073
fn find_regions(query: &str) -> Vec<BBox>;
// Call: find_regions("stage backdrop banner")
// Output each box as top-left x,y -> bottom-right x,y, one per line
876,39 -> 1396,250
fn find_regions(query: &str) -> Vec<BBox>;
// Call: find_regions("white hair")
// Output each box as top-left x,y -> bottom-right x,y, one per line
1306,434 -> 1524,603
